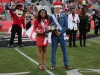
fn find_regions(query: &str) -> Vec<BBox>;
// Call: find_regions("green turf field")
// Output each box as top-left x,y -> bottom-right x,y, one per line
0,37 -> 100,75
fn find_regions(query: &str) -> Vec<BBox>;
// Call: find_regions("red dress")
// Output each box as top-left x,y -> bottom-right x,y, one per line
34,19 -> 50,46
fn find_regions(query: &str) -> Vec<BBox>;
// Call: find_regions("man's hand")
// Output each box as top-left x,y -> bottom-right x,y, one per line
56,32 -> 61,36
37,31 -> 44,34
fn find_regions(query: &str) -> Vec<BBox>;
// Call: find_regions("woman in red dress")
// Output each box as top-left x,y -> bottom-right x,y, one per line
34,9 -> 50,70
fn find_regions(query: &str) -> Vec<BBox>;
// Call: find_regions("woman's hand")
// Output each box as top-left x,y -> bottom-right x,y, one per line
37,32 -> 44,36
45,30 -> 49,33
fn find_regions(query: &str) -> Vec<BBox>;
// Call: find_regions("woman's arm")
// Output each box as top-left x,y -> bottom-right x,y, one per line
86,15 -> 89,28
33,19 -> 38,33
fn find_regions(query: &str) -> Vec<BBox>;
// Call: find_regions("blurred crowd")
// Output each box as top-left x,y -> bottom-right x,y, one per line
92,0 -> 100,4
0,0 -> 100,35
0,0 -> 46,21
0,0 -> 99,21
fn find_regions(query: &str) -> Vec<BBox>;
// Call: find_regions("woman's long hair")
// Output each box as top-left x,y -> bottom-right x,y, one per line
80,8 -> 87,17
37,9 -> 48,23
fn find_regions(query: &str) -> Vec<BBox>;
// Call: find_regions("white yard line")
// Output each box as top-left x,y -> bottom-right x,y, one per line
66,69 -> 82,75
89,40 -> 100,44
0,72 -> 30,75
14,40 -> 31,42
14,48 -> 55,75
86,44 -> 91,46
66,69 -> 100,75
89,69 -> 100,74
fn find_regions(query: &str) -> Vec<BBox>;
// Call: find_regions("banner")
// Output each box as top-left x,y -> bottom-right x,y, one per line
26,25 -> 36,41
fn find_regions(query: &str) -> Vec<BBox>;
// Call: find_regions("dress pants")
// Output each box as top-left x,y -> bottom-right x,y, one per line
94,26 -> 99,35
69,29 -> 77,46
9,25 -> 22,45
51,38 -> 69,67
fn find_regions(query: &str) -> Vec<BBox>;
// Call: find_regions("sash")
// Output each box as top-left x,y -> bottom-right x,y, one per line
52,15 -> 62,30
41,21 -> 48,44
41,21 -> 46,32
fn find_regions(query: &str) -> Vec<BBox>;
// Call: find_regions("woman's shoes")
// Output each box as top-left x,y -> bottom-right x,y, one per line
42,64 -> 46,70
38,64 -> 43,70
39,65 -> 72,70
38,64 -> 46,70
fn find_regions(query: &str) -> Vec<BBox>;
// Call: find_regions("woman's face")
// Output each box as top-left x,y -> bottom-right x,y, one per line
40,10 -> 46,18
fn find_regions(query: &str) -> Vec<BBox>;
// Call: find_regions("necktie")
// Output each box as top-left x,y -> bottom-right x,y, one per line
57,15 -> 59,21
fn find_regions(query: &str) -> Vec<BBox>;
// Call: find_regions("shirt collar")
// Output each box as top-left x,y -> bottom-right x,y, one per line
56,14 -> 60,18
56,14 -> 60,16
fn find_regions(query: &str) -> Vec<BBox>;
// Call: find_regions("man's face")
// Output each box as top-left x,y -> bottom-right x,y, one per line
54,7 -> 61,13
15,9 -> 23,17
72,9 -> 75,14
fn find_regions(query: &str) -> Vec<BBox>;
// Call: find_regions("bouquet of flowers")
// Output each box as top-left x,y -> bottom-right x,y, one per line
43,22 -> 58,38
36,22 -> 59,37
46,22 -> 58,33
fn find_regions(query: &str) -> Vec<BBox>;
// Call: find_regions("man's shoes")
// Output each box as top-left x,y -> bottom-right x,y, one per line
7,44 -> 13,48
65,66 -> 72,70
18,44 -> 24,47
50,66 -> 55,70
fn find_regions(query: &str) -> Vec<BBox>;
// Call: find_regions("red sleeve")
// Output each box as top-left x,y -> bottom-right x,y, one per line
9,8 -> 14,16
33,19 -> 38,33
22,17 -> 26,29
47,19 -> 50,26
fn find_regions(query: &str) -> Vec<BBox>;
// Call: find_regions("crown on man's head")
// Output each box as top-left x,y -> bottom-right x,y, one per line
53,1 -> 62,8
